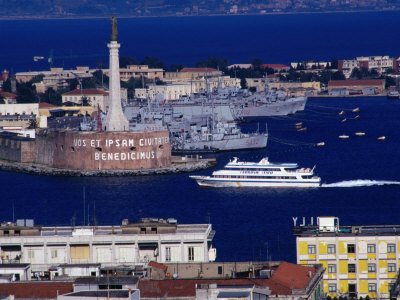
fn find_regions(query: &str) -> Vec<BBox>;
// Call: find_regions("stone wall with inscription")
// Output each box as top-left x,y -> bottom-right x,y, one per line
52,131 -> 171,170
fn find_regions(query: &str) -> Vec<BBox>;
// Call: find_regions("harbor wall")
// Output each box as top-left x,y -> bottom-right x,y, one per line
35,134 -> 55,165
0,137 -> 36,163
51,131 -> 171,170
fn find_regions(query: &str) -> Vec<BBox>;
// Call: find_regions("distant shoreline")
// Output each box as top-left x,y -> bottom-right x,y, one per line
0,8 -> 399,21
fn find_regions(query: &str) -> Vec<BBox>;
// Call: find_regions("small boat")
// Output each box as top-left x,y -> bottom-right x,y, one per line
339,134 -> 349,139
355,132 -> 365,136
377,136 -> 386,141
315,142 -> 325,147
190,157 -> 321,187
297,127 -> 307,131
352,107 -> 360,112
339,110 -> 346,116
387,91 -> 400,100
341,118 -> 347,123
354,115 -> 360,120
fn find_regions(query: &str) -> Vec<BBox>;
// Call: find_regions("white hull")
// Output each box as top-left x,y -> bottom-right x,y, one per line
191,176 -> 320,188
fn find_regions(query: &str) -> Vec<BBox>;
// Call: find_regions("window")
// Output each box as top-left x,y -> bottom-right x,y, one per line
188,247 -> 194,261
368,263 -> 376,273
388,243 -> 396,253
328,264 -> 336,273
218,266 -> 222,275
51,249 -> 58,259
308,245 -> 316,254
388,263 -> 396,273
165,247 -> 171,262
328,244 -> 336,254
328,284 -> 337,293
367,244 -> 376,253
348,263 -> 356,273
368,283 -> 377,292
347,244 -> 355,253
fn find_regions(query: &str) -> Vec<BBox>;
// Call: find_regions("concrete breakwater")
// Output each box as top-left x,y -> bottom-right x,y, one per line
0,156 -> 216,177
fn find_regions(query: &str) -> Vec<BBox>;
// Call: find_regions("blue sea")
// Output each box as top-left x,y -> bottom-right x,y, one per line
1,11 -> 400,72
1,96 -> 400,262
1,13 -> 400,263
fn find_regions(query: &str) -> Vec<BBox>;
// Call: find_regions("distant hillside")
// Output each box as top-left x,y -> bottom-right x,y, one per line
0,0 -> 399,18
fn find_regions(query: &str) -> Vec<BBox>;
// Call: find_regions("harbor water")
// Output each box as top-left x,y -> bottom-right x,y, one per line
1,96 -> 399,263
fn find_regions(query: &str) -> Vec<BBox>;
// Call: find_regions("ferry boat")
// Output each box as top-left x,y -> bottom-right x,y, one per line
190,157 -> 321,187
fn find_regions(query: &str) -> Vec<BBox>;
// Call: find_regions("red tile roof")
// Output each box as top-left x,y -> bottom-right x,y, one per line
268,262 -> 315,292
0,282 -> 73,298
148,261 -> 168,271
180,68 -> 219,73
39,102 -> 57,108
138,278 -> 267,298
329,79 -> 384,86
261,64 -> 290,69
0,91 -> 17,99
63,89 -> 109,96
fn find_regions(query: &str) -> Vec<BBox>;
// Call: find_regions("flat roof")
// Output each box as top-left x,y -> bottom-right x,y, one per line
217,291 -> 250,298
294,224 -> 400,237
74,276 -> 139,285
63,290 -> 130,298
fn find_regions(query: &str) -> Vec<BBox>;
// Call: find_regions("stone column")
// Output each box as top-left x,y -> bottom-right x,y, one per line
103,41 -> 129,132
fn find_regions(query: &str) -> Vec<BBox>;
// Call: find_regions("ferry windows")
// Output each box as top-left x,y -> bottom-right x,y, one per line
348,263 -> 356,273
328,264 -> 336,273
188,247 -> 194,261
308,245 -> 316,254
388,263 -> 396,272
328,284 -> 337,293
367,244 -> 376,253
388,243 -> 396,253
327,244 -> 336,254
347,244 -> 356,254
368,283 -> 377,292
368,263 -> 376,273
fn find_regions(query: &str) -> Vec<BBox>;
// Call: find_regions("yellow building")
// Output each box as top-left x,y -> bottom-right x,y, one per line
294,217 -> 400,299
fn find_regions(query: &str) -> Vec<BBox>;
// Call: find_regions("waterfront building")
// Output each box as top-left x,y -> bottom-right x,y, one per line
164,68 -> 223,80
0,92 -> 17,104
108,65 -> 164,82
16,67 -> 95,93
338,56 -> 396,78
0,218 -> 216,275
61,89 -> 110,110
327,79 -> 385,94
294,216 -> 400,299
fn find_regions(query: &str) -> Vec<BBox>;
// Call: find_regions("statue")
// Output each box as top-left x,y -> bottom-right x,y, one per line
110,15 -> 118,41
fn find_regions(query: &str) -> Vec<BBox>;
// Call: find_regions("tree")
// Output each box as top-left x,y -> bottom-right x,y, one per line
195,57 -> 229,71
81,96 -> 91,106
16,81 -> 37,103
0,93 -> 4,104
170,64 -> 185,72
240,78 -> 247,89
140,56 -> 167,70
119,56 -> 138,68
350,67 -> 362,79
252,57 -> 263,68
1,79 -> 11,92
331,58 -> 339,69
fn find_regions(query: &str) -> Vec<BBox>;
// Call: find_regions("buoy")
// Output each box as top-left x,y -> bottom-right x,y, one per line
339,110 -> 346,115
352,107 -> 360,112
341,118 -> 347,123
316,142 -> 325,147
354,115 -> 360,119
355,132 -> 366,136
297,127 -> 307,131
339,134 -> 349,139
377,136 -> 386,141
295,122 -> 303,126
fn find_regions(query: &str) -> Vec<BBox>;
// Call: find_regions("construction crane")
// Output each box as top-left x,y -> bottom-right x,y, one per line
33,49 -> 106,68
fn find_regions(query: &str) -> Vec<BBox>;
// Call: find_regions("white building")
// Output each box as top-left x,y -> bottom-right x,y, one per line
0,218 -> 216,274
339,56 -> 395,78
62,89 -> 109,109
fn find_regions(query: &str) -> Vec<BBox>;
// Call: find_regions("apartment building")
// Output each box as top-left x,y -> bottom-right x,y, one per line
0,218 -> 216,274
338,56 -> 396,78
294,216 -> 400,299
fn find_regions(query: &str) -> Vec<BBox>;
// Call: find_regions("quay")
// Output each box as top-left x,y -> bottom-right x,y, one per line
0,155 -> 216,177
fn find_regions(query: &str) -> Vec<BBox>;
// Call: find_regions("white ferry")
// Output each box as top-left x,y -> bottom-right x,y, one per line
190,157 -> 321,187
